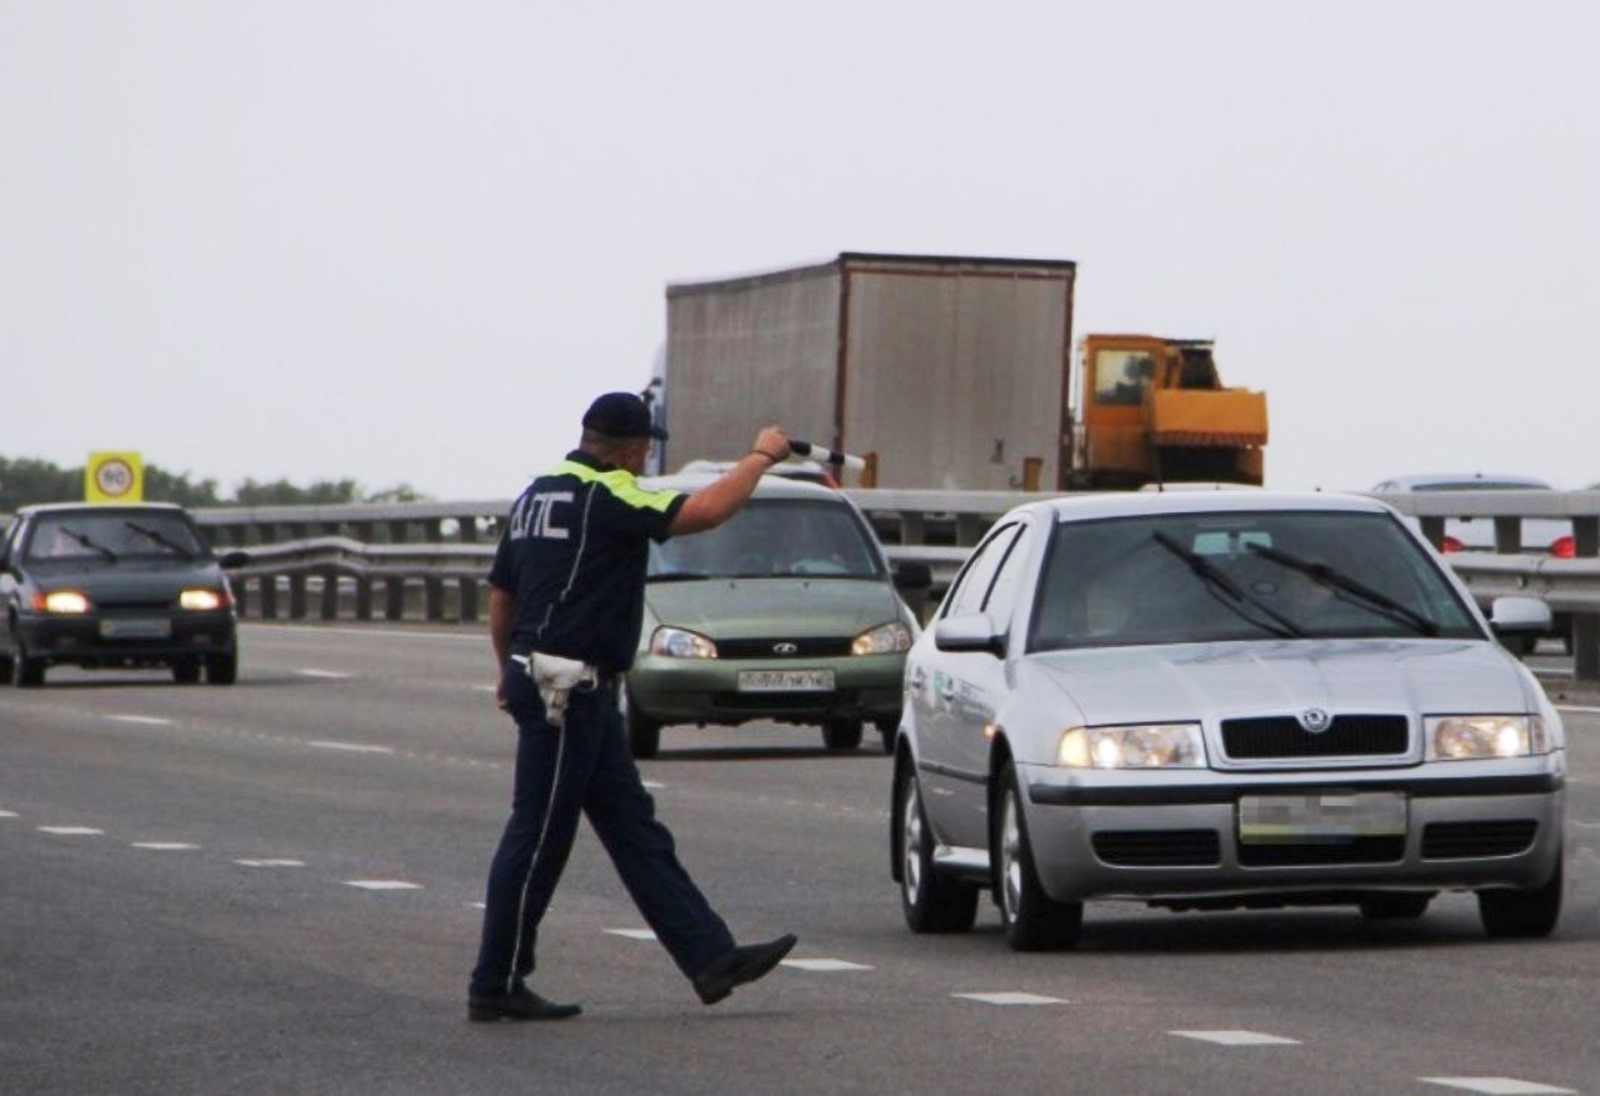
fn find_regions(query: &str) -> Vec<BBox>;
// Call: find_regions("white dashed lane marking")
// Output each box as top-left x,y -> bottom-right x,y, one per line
1554,705 -> 1600,714
308,741 -> 394,755
1171,1030 -> 1301,1046
131,842 -> 200,851
953,992 -> 1068,1006
107,715 -> 172,726
298,669 -> 354,680
343,880 -> 422,891
1421,1079 -> 1577,1095
38,826 -> 104,836
782,958 -> 873,972
605,928 -> 659,941
0,811 -> 18,819
235,859 -> 306,868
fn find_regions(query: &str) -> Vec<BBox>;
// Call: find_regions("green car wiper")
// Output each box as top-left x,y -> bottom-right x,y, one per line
1151,531 -> 1304,639
58,526 -> 118,563
1245,542 -> 1439,637
124,521 -> 194,559
647,571 -> 712,583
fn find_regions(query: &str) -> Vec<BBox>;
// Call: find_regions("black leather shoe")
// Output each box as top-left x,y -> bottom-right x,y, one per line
692,934 -> 798,1005
468,986 -> 582,1022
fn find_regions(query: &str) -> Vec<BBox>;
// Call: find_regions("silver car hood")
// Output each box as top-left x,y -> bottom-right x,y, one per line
1024,639 -> 1541,726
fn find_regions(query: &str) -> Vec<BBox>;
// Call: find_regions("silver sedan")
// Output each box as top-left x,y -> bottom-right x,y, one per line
891,491 -> 1566,949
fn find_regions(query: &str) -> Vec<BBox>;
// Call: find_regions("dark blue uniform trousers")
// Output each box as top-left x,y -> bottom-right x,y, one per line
470,659 -> 735,998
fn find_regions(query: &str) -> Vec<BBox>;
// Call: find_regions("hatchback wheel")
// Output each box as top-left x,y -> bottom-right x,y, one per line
621,683 -> 661,759
822,720 -> 863,751
205,650 -> 238,685
1479,859 -> 1563,939
995,761 -> 1082,950
0,653 -> 13,685
896,762 -> 977,933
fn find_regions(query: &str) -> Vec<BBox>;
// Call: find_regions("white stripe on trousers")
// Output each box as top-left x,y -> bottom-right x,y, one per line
507,717 -> 568,993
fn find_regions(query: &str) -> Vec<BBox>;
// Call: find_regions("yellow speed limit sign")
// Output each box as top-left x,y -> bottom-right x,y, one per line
86,451 -> 145,503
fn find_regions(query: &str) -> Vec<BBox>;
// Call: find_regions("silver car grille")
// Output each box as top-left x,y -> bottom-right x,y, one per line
1220,714 -> 1409,760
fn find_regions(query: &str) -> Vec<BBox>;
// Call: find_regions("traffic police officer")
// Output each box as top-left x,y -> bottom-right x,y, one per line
468,391 -> 798,1022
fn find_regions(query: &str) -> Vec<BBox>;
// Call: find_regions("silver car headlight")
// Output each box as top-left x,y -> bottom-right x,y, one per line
1426,715 -> 1549,760
1057,723 -> 1206,769
852,621 -> 913,655
649,626 -> 718,659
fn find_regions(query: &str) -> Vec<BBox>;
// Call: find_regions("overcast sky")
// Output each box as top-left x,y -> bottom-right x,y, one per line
3,2 -> 1596,501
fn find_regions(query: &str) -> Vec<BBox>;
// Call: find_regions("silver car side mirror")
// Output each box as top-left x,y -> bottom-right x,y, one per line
1488,595 -> 1552,636
933,614 -> 1004,657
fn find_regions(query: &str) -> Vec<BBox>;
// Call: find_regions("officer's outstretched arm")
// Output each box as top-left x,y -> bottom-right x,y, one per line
670,426 -> 790,535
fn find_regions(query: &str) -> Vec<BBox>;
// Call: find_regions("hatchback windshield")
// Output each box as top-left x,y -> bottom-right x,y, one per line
649,499 -> 882,580
1028,510 -> 1482,651
24,511 -> 205,562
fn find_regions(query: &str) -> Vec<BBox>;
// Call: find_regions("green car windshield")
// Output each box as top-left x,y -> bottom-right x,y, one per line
650,499 -> 883,580
1028,510 -> 1483,652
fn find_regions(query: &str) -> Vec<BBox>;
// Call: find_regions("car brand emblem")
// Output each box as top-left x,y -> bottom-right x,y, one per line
773,642 -> 799,655
1298,707 -> 1333,734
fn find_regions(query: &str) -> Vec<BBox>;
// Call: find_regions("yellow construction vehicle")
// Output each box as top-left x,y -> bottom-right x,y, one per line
1069,334 -> 1268,490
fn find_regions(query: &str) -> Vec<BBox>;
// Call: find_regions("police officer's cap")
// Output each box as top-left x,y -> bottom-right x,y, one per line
582,392 -> 668,441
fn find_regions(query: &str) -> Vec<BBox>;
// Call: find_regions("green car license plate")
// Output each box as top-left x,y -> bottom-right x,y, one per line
737,669 -> 835,693
1238,792 -> 1407,845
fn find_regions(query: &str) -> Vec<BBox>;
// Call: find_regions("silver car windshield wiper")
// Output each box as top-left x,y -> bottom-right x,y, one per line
58,526 -> 118,563
1151,531 -> 1304,639
124,521 -> 194,559
1244,542 -> 1440,637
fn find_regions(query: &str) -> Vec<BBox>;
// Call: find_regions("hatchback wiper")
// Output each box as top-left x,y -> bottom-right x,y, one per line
58,526 -> 118,563
1245,543 -> 1439,637
124,521 -> 194,559
1151,531 -> 1304,639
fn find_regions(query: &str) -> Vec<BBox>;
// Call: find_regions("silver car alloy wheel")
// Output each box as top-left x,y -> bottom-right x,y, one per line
1000,786 -> 1024,924
902,774 -> 925,903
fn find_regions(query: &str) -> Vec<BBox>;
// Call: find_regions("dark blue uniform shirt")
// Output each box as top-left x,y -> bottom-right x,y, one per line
489,450 -> 685,675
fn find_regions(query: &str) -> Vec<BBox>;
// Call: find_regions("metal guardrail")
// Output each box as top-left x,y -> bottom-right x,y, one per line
190,488 -> 1599,680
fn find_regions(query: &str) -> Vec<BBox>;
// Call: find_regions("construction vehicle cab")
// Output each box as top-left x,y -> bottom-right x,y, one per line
1071,334 -> 1267,490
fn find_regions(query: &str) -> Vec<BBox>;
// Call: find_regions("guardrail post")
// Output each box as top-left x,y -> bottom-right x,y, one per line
1575,516 -> 1599,683
1493,517 -> 1523,554
231,575 -> 250,618
457,517 -> 480,544
288,575 -> 307,620
319,568 -> 340,620
260,575 -> 279,620
955,513 -> 986,547
1419,517 -> 1446,549
355,577 -> 373,620
458,578 -> 480,622
424,577 -> 445,621
385,578 -> 406,621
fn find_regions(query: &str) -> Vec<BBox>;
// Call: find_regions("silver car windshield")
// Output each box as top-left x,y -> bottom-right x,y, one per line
1028,511 -> 1482,651
649,498 -> 883,581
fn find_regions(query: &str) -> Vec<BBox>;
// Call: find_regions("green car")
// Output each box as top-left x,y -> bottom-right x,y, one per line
621,474 -> 930,757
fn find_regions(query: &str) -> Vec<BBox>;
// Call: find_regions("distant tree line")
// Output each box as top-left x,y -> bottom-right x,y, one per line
0,455 -> 427,513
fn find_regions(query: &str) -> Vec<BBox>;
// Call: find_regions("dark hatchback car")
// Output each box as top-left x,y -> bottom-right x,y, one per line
0,503 -> 246,686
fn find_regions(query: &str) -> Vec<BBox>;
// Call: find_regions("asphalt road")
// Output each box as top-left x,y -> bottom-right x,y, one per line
3,623 -> 1598,1096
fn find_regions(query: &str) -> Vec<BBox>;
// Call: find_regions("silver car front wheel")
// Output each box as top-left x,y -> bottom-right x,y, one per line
995,761 -> 1082,951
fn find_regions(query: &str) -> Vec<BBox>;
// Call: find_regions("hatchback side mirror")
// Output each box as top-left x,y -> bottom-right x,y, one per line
893,561 -> 932,591
218,550 -> 251,569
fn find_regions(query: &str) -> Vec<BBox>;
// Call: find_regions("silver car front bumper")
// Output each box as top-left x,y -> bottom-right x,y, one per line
1018,759 -> 1566,903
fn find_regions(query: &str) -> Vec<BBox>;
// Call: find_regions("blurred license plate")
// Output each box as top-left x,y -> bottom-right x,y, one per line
100,618 -> 172,639
1238,792 -> 1407,845
738,669 -> 834,693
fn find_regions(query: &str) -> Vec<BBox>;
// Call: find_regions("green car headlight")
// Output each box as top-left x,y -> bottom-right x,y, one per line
1058,723 -> 1206,769
1426,715 -> 1548,760
649,626 -> 718,659
852,621 -> 913,655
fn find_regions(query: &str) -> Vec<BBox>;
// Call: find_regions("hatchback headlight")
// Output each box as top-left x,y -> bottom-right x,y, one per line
852,621 -> 913,655
179,588 -> 226,611
649,626 -> 718,659
1058,724 -> 1206,769
1426,715 -> 1549,760
36,590 -> 91,614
